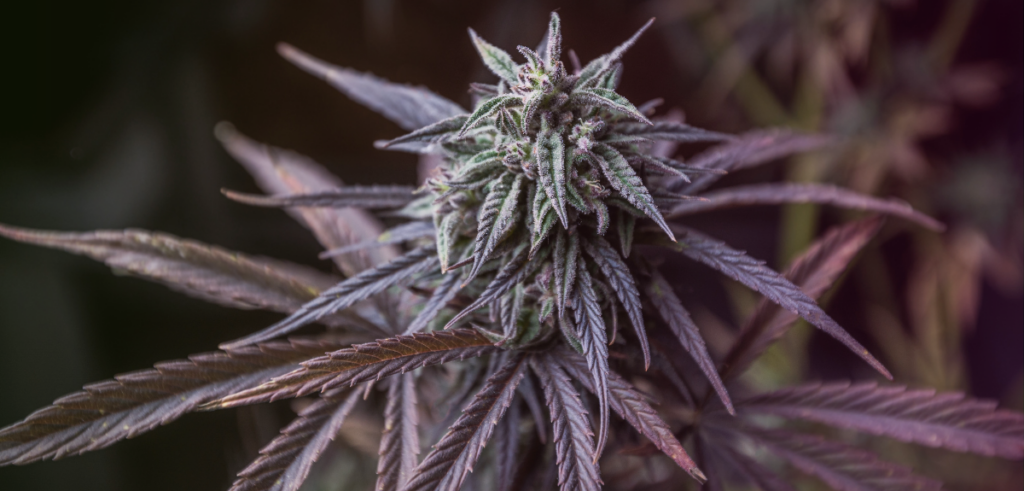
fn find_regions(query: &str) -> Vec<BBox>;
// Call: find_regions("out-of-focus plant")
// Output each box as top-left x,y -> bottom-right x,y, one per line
1,10 -> 1021,491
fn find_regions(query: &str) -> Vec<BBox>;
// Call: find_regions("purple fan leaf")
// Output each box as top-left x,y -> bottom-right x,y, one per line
581,235 -> 650,369
377,373 -> 420,491
222,186 -> 416,210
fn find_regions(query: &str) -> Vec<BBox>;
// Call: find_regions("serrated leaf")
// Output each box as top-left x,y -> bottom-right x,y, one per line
446,245 -> 547,329
459,94 -> 522,136
554,231 -> 580,319
670,130 -> 833,195
223,246 -> 439,349
376,373 -> 419,491
468,173 -> 524,281
404,271 -> 463,335
211,330 -> 497,408
543,12 -> 562,65
719,218 -> 883,382
0,338 -> 345,466
591,143 -> 675,241
560,351 -> 705,482
277,43 -> 465,131
740,381 -> 1024,459
530,192 -> 557,257
571,88 -> 651,124
216,123 -> 396,275
616,210 -> 635,257
703,440 -> 794,491
611,121 -> 732,143
501,284 -> 526,338
402,354 -> 527,491
643,267 -> 733,414
468,28 -> 520,85
0,225 -> 335,314
582,235 -> 649,369
745,430 -> 942,491
670,226 -> 891,379
320,221 -> 435,260
572,264 -> 610,458
536,129 -> 570,227
577,18 -> 654,89
230,390 -> 362,491
531,354 -> 601,491
666,183 -> 943,230
378,115 -> 469,149
222,186 -> 416,210
494,395 -> 521,491
517,372 -> 548,444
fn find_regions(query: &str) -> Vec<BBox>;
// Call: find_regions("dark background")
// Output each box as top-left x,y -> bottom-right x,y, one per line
1,1 -> 1020,490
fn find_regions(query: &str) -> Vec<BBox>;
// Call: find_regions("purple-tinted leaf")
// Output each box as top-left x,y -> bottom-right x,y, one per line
573,264 -> 610,458
592,143 -> 676,241
554,231 -> 580,320
215,123 -> 397,275
611,121 -> 731,143
230,390 -> 362,491
223,246 -> 438,349
447,245 -> 547,330
495,397 -> 521,491
468,173 -> 524,281
643,266 -> 733,414
666,183 -> 943,231
377,115 -> 469,149
571,88 -> 652,125
531,354 -> 601,491
704,441 -> 796,491
718,218 -> 883,382
403,353 -> 527,491
670,225 -> 891,379
0,224 -> 336,314
746,429 -> 942,491
211,330 -> 497,408
404,270 -> 463,335
277,43 -> 465,131
560,352 -> 705,482
582,235 -> 649,369
377,373 -> 420,491
741,381 -> 1024,459
0,338 -> 346,466
222,186 -> 416,210
517,373 -> 548,444
320,221 -> 434,260
467,29 -> 520,85
669,130 -> 833,195
577,18 -> 654,89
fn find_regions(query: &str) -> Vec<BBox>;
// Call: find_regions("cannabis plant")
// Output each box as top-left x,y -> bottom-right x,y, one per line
1,13 -> 1020,491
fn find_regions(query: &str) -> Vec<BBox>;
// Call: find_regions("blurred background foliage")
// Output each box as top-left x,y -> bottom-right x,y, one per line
0,1 -> 1019,490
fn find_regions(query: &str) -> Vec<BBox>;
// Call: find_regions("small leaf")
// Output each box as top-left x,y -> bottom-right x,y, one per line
0,338 -> 346,466
554,231 -> 580,319
446,245 -> 549,329
211,330 -> 498,408
616,210 -> 635,257
376,373 -> 420,491
378,115 -> 469,149
437,212 -> 464,271
223,246 -> 439,349
543,12 -> 562,65
643,266 -> 733,414
501,284 -> 526,339
320,221 -> 435,260
740,381 -> 1024,459
530,192 -> 557,257
458,94 -> 522,136
403,354 -> 527,491
581,235 -> 650,369
0,225 -> 336,314
571,88 -> 651,124
277,43 -> 465,131
577,18 -> 654,89
572,264 -> 610,458
670,226 -> 891,379
666,183 -> 943,231
591,143 -> 675,241
531,354 -> 601,491
222,186 -> 416,210
404,271 -> 463,335
468,28 -> 520,85
468,173 -> 525,281
229,390 -> 362,491
536,129 -> 570,227
611,121 -> 732,143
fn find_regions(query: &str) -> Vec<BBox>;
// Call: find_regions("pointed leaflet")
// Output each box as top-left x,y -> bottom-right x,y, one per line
573,264 -> 610,459
744,430 -> 942,491
530,190 -> 557,257
377,373 -> 420,491
543,12 -> 562,65
467,28 -> 520,85
666,183 -> 943,230
718,218 -> 883,382
229,390 -> 362,491
577,18 -> 654,89
703,440 -> 794,491
222,186 -> 416,210
0,338 -> 346,466
404,271 -> 463,335
591,143 -> 675,240
0,225 -> 335,314
617,209 -> 635,257
536,128 -> 570,227
643,266 -> 733,414
582,235 -> 649,369
223,246 -> 439,349
531,354 -> 601,491
402,354 -> 527,491
517,373 -> 548,444
668,130 -> 833,195
458,94 -> 521,136
611,121 -> 732,143
559,352 -> 705,482
571,88 -> 651,124
320,221 -> 435,259
211,330 -> 497,407
277,43 -> 465,131
216,123 -> 396,276
446,245 -> 548,329
553,231 -> 580,319
670,226 -> 891,379
740,381 -> 1024,459
501,284 -> 525,338
494,396 -> 521,491
378,115 -> 469,148
468,173 -> 524,280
